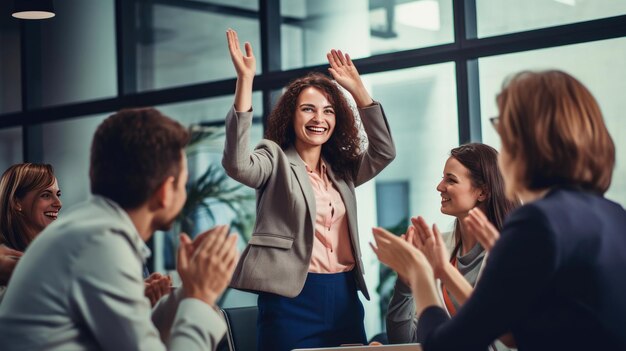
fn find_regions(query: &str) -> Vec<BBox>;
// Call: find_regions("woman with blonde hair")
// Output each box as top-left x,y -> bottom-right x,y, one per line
0,163 -> 61,299
372,70 -> 626,350
0,163 -> 62,252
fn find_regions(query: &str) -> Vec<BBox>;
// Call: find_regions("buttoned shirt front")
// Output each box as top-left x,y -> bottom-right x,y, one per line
305,161 -> 355,273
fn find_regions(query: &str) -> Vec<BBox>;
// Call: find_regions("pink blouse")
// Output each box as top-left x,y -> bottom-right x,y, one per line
305,161 -> 355,273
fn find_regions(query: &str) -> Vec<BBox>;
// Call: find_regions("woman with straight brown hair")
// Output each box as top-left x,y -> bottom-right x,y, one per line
386,143 -> 518,351
372,70 -> 626,350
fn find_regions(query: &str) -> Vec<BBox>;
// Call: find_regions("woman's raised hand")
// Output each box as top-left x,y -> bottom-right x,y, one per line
411,216 -> 450,279
226,28 -> 256,80
327,49 -> 373,107
464,208 -> 500,251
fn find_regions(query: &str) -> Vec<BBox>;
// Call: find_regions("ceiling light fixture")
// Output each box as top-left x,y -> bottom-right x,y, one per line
12,0 -> 55,20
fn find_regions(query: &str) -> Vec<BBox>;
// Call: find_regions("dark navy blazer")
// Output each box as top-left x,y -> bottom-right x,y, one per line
418,187 -> 626,351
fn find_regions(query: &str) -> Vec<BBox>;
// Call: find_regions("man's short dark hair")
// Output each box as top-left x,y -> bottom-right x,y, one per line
90,108 -> 190,209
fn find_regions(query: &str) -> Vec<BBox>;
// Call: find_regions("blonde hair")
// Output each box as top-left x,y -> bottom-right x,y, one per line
0,163 -> 56,251
497,70 -> 614,194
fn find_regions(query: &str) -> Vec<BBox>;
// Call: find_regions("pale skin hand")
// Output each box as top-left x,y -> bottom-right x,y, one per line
370,227 -> 441,316
226,28 -> 256,112
411,216 -> 473,306
464,207 -> 500,251
0,245 -> 23,285
412,216 -> 517,348
326,49 -> 373,108
144,272 -> 172,307
177,225 -> 239,307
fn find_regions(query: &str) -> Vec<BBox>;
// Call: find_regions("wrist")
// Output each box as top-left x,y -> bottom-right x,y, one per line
440,262 -> 456,283
184,290 -> 217,307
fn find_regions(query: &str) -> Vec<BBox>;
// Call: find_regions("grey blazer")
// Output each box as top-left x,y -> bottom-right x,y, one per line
222,102 -> 396,299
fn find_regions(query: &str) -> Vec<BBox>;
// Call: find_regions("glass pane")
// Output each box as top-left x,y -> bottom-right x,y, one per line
358,63 -> 458,334
37,0 -> 116,107
0,5 -> 21,114
281,0 -> 454,70
367,63 -> 459,231
41,114 -> 109,208
479,37 -> 626,206
0,127 -> 23,173
477,0 -> 626,38
136,1 -> 261,91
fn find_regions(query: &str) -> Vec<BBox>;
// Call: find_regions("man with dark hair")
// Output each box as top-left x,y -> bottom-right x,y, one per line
0,108 -> 237,351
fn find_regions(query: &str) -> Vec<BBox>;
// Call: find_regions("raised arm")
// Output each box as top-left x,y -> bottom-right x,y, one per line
227,29 -> 256,112
223,29 -> 276,188
327,50 -> 396,185
327,49 -> 373,107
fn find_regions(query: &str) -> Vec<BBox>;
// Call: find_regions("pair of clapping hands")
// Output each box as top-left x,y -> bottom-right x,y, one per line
144,226 -> 239,307
372,208 -> 499,287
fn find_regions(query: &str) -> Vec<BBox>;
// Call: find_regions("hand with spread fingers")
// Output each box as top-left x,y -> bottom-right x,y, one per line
371,227 -> 441,314
464,207 -> 500,251
326,49 -> 373,107
177,225 -> 239,307
226,28 -> 256,112
144,272 -> 172,307
371,227 -> 429,287
226,28 -> 256,80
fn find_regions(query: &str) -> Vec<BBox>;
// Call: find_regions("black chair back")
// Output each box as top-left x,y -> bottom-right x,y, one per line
219,306 -> 258,351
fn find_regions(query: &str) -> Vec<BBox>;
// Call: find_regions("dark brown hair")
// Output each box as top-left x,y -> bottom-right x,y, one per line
497,70 -> 614,194
265,73 -> 361,180
450,143 -> 519,257
90,108 -> 190,209
0,163 -> 56,251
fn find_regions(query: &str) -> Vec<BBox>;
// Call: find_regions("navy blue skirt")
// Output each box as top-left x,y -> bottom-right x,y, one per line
257,271 -> 366,351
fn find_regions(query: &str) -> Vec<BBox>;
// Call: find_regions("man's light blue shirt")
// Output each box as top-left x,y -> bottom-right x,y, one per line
0,195 -> 226,350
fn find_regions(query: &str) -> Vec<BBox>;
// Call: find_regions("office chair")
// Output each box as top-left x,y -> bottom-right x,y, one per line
218,306 -> 258,351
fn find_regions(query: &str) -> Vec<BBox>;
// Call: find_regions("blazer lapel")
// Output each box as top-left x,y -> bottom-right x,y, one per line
285,146 -> 317,229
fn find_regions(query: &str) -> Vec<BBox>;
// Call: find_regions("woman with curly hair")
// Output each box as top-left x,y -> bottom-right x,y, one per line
222,29 -> 396,351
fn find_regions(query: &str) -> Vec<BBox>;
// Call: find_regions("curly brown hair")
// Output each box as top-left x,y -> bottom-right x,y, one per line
265,73 -> 362,181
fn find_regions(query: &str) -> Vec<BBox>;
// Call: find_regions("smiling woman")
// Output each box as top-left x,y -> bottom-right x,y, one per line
222,29 -> 396,351
0,163 -> 62,252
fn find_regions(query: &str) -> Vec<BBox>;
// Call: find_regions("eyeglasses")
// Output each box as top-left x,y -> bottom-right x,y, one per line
489,116 -> 500,131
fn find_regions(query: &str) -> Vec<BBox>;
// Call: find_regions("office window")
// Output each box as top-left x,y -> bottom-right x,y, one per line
366,63 -> 459,232
479,37 -> 626,206
35,0 -> 117,107
135,0 -> 262,91
476,0 -> 626,38
0,6 -> 21,114
281,0 -> 454,70
41,114 -> 110,208
356,64 -> 458,333
0,127 -> 22,173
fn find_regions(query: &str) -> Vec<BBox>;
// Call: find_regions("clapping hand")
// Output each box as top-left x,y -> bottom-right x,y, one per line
410,216 -> 450,279
464,208 -> 500,251
371,227 -> 432,289
177,225 -> 239,307
144,272 -> 172,307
